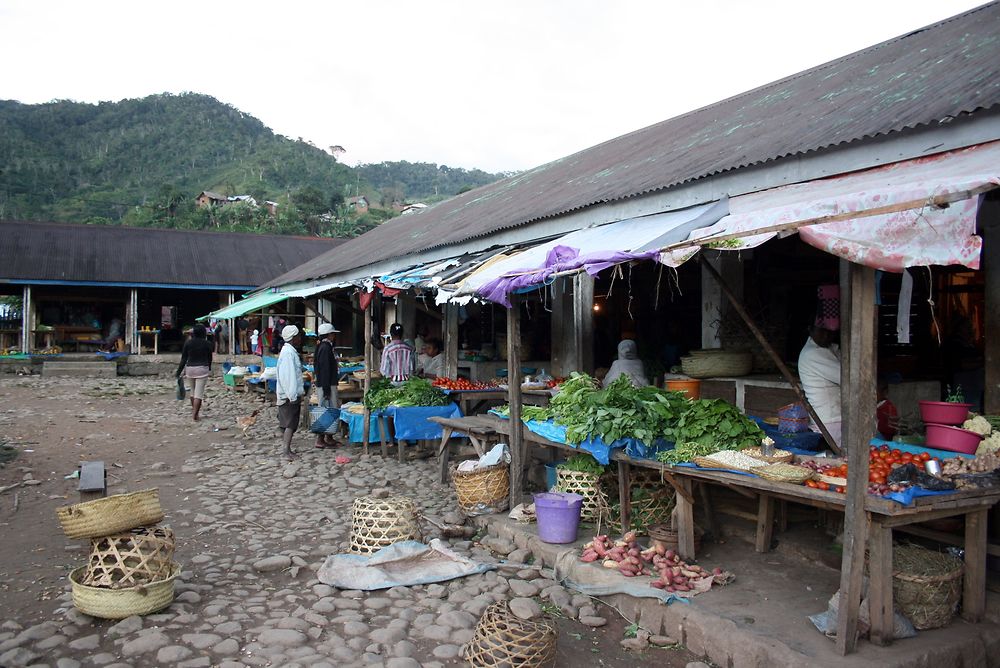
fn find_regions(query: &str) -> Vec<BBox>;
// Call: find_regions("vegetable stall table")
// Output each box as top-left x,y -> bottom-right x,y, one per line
427,414 -> 505,482
439,387 -> 552,417
496,418 -> 1000,647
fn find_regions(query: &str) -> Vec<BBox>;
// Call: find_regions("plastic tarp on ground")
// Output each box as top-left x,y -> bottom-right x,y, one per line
661,141 -> 1000,271
465,201 -> 728,306
317,540 -> 494,591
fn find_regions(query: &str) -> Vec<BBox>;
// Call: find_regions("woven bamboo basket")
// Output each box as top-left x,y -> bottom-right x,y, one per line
742,447 -> 794,464
348,496 -> 421,555
464,601 -> 557,668
892,545 -> 964,629
607,469 -> 676,536
680,349 -> 753,378
750,463 -> 814,485
84,526 -> 175,589
648,519 -> 703,553
70,563 -> 179,619
452,463 -> 510,516
554,468 -> 607,523
56,489 -> 164,540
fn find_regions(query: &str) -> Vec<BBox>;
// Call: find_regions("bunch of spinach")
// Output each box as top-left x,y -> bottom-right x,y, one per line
363,377 -> 451,409
557,453 -> 605,475
672,398 -> 763,450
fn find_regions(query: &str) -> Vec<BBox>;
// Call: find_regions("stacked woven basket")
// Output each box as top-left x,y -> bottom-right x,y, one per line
56,488 -> 179,619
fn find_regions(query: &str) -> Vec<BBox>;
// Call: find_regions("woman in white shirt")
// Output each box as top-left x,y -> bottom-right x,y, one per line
797,325 -> 841,447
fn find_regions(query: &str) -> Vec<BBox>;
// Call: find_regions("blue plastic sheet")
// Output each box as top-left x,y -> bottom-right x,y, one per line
869,436 -> 974,460
750,415 -> 824,452
339,406 -> 384,443
385,404 -> 464,440
879,486 -> 955,505
675,461 -> 757,477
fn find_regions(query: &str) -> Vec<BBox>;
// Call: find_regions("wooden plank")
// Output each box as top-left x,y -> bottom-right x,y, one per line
506,296 -> 524,507
895,523 -> 1000,558
836,263 -> 876,656
702,257 -> 841,455
698,483 -> 721,539
618,461 -> 632,533
755,493 -> 774,553
868,518 -> 895,646
675,477 -> 696,560
444,303 -> 459,379
963,507 -> 989,623
361,293 -> 374,456
438,427 -> 454,484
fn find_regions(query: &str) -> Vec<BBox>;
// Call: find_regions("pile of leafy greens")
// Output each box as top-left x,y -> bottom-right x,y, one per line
671,398 -> 763,450
363,377 -> 451,410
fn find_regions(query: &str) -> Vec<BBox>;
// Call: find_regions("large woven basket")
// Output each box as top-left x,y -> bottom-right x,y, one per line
648,520 -> 703,553
452,463 -> 510,516
57,489 -> 164,540
464,601 -> 557,667
554,468 -> 607,523
84,527 -> 175,589
892,545 -> 964,629
680,349 -> 753,378
70,563 -> 178,619
750,463 -> 813,485
607,469 -> 676,536
348,495 -> 421,555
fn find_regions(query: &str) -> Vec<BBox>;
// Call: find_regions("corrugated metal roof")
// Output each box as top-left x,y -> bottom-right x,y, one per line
270,2 -> 1000,287
0,221 -> 344,288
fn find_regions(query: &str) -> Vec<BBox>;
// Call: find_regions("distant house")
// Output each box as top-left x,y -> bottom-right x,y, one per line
346,196 -> 369,214
400,203 -> 428,215
264,200 -> 279,216
228,195 -> 257,207
195,191 -> 228,207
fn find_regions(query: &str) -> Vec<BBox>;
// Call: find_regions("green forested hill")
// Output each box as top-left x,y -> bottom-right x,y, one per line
0,93 -> 508,236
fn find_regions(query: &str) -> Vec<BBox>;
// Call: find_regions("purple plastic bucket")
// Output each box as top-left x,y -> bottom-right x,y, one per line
534,492 -> 583,544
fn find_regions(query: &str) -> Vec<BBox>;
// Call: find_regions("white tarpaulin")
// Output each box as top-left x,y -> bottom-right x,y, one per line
317,540 -> 494,591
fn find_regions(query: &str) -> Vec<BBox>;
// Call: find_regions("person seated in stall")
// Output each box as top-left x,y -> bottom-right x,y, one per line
380,323 -> 415,383
419,337 -> 445,378
602,339 -> 650,388
798,323 -> 842,448
100,317 -> 125,353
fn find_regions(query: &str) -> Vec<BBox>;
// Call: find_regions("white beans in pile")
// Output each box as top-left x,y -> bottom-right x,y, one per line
705,450 -> 769,471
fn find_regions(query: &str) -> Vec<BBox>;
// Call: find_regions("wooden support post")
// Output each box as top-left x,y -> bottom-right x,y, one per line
362,293 -> 374,456
867,518 -> 894,646
984,200 -> 1000,414
835,262 -> 876,656
963,507 -> 989,623
444,303 -> 459,379
697,483 -> 721,539
675,477 -> 696,560
507,296 -> 524,507
701,258 -> 841,456
617,461 -> 632,534
20,285 -> 31,353
572,274 -> 594,373
755,494 -> 774,553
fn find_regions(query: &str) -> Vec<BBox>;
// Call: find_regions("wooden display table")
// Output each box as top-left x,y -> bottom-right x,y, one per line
497,419 -> 999,646
427,414 -> 504,482
135,329 -> 160,355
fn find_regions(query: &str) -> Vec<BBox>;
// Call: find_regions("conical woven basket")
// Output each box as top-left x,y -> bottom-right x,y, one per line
452,463 -> 510,516
70,562 -> 178,619
56,489 -> 164,540
348,495 -> 421,555
84,526 -> 175,589
464,601 -> 557,667
554,468 -> 607,523
607,469 -> 676,536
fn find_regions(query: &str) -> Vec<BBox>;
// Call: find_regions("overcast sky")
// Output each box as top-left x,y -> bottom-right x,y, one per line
0,0 -> 986,173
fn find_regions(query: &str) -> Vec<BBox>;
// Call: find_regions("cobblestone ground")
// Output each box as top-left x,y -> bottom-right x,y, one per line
0,374 -> 703,668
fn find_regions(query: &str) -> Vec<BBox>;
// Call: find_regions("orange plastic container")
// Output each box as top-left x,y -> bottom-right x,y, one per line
666,379 -> 701,399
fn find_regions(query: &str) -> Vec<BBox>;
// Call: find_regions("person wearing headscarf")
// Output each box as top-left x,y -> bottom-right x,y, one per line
603,339 -> 649,388
276,324 -> 305,459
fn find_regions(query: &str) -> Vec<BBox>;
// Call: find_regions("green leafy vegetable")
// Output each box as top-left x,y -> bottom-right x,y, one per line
671,398 -> 763,451
363,377 -> 451,410
557,454 -> 605,475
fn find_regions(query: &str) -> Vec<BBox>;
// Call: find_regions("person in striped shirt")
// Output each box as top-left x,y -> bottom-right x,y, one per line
380,323 -> 415,383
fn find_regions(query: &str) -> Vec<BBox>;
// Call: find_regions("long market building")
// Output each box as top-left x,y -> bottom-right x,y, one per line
206,4 -> 1000,659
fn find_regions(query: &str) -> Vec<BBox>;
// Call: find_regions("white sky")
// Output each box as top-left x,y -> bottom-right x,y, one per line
0,0 -> 987,173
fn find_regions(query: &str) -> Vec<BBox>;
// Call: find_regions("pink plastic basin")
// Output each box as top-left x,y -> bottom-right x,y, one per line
918,401 -> 972,426
924,423 -> 983,455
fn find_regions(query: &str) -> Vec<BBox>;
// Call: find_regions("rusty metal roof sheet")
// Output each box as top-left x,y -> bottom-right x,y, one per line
0,221 -> 344,288
271,2 -> 1000,287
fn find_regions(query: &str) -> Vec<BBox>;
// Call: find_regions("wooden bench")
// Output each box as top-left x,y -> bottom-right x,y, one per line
78,460 -> 107,502
427,415 -> 504,483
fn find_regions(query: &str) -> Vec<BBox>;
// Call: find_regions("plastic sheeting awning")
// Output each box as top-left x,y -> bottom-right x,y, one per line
460,141 -> 999,306
659,140 -> 1000,271
199,282 -> 346,320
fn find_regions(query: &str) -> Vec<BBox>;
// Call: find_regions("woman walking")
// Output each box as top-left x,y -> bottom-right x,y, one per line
177,324 -> 213,421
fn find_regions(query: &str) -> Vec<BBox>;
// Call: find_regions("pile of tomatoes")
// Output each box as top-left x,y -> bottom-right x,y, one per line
799,445 -> 941,496
431,377 -> 499,391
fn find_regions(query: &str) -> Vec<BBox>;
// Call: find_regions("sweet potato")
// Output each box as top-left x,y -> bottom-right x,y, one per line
580,551 -> 599,563
602,559 -> 619,569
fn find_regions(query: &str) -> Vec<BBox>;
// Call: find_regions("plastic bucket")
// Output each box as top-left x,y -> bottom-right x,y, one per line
544,461 -> 565,490
666,379 -> 701,399
533,492 -> 583,544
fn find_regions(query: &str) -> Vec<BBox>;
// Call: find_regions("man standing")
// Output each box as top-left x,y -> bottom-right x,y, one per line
313,322 -> 341,448
276,324 -> 305,459
380,323 -> 415,383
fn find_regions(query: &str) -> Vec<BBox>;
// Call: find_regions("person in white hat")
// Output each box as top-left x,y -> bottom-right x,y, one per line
313,321 -> 341,448
275,324 -> 305,459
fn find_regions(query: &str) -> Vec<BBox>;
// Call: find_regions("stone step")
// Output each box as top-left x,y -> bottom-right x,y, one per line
42,361 -> 118,378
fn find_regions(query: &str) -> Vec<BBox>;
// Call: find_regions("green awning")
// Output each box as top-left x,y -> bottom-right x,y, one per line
197,291 -> 287,321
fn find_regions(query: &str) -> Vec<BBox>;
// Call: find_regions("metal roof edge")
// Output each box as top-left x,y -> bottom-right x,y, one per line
271,114 -> 1000,289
